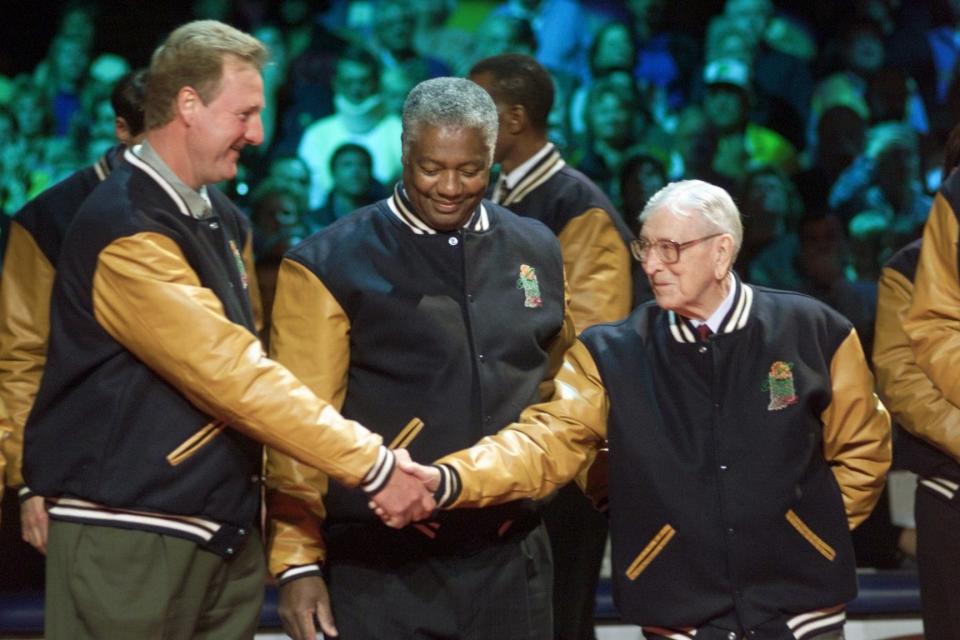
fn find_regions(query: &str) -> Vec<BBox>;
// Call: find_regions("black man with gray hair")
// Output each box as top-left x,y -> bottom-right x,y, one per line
267,76 -> 575,639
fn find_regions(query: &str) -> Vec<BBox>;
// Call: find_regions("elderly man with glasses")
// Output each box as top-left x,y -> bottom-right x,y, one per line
395,179 -> 892,640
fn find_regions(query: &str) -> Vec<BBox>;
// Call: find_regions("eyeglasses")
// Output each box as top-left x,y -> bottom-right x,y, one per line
630,232 -> 725,264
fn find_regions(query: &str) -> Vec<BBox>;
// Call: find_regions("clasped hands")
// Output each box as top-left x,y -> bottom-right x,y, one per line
368,449 -> 441,528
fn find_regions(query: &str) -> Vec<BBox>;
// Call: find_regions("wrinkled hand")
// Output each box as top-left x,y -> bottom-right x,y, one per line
21,495 -> 49,554
278,575 -> 337,639
368,449 -> 436,528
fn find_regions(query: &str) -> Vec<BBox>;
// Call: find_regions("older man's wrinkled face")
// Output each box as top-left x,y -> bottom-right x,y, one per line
403,125 -> 491,231
639,207 -> 729,320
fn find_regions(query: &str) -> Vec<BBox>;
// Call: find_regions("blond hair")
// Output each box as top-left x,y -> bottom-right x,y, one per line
144,20 -> 267,130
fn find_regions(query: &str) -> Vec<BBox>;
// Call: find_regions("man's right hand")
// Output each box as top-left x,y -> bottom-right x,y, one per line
368,450 -> 436,528
21,495 -> 48,554
278,575 -> 338,639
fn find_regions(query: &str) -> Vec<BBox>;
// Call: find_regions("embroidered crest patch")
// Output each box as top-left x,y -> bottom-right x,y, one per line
761,361 -> 798,410
228,240 -> 249,290
516,264 -> 543,308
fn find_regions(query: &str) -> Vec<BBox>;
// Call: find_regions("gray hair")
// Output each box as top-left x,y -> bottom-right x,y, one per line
402,77 -> 498,164
640,179 -> 743,256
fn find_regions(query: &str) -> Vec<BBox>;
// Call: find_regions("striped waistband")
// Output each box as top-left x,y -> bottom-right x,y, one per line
642,604 -> 845,640
47,497 -> 252,558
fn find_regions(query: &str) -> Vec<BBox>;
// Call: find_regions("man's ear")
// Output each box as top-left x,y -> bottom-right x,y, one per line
114,117 -> 131,146
503,104 -> 526,136
176,86 -> 201,124
714,234 -> 735,279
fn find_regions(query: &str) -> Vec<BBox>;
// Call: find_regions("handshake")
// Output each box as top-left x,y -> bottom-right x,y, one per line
368,449 -> 442,528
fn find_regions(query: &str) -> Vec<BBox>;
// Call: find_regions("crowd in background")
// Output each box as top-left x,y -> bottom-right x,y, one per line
2,0 -> 959,573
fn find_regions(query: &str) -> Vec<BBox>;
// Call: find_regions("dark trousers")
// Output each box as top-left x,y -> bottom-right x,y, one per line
326,521 -> 553,639
542,484 -> 608,640
916,487 -> 960,640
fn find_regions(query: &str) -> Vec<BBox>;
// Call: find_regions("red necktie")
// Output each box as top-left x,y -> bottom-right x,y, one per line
697,324 -> 713,342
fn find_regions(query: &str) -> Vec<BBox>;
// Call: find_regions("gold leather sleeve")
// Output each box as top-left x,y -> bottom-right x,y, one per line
906,194 -> 960,407
557,208 -> 632,333
538,280 -> 577,402
436,339 -> 608,508
0,222 -> 55,488
820,328 -> 892,529
242,228 -> 264,334
0,400 -> 9,501
265,258 -> 350,575
91,232 -> 384,484
875,266 -> 960,461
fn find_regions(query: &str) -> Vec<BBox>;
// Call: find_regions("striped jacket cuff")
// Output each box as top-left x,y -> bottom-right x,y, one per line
17,486 -> 35,503
433,464 -> 461,508
277,563 -> 323,586
361,446 -> 395,495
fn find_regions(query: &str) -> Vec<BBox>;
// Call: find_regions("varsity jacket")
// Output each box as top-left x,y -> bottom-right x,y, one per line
434,275 -> 891,639
875,239 -> 960,502
494,143 -> 637,332
0,146 -> 138,500
906,170 -> 960,432
266,186 -> 576,582
23,148 -> 392,557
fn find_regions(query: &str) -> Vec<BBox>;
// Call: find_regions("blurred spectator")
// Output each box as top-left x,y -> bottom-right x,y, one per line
249,177 -> 313,348
0,106 -> 29,217
491,0 -> 590,81
673,104 -> 710,178
36,34 -> 91,138
297,45 -> 402,209
813,21 -> 929,144
766,213 -> 878,359
381,65 -> 415,117
546,70 -> 578,155
569,21 -> 638,139
314,142 -> 384,228
848,209 -> 894,282
272,3 -> 350,156
720,0 -> 816,148
618,148 -> 669,234
54,1 -> 97,53
250,178 -> 311,260
276,0 -> 317,62
735,166 -> 803,277
267,155 -> 313,197
829,121 -> 932,246
456,14 -> 537,76
3,80 -> 63,212
626,0 -> 696,110
696,58 -> 798,187
413,0 -> 473,72
797,104 -> 869,210
575,74 -> 642,201
369,0 -> 450,84
80,53 -> 131,119
705,16 -> 756,67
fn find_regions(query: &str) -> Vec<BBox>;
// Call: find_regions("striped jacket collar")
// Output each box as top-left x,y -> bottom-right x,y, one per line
667,272 -> 754,343
126,142 -> 213,219
93,144 -> 127,182
388,182 -> 489,235
495,142 -> 566,207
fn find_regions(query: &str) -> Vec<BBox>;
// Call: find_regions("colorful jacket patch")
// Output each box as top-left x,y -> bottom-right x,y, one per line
516,264 -> 543,308
762,360 -> 798,410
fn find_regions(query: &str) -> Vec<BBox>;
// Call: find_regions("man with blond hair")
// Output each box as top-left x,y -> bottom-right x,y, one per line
22,20 -> 432,639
